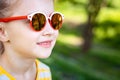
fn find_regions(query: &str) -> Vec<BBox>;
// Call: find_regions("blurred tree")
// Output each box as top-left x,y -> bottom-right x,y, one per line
81,0 -> 105,53
55,0 -> 105,52
55,0 -> 119,52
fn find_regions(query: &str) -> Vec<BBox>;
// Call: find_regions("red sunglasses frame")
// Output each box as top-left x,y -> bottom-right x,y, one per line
0,12 -> 64,32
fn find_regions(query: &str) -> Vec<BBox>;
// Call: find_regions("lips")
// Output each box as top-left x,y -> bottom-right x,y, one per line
37,40 -> 52,48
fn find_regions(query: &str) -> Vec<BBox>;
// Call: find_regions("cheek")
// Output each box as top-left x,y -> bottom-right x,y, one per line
7,21 -> 38,41
6,22 -> 39,49
9,30 -> 38,47
8,30 -> 40,57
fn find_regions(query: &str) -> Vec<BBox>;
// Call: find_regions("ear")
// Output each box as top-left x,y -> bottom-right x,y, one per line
0,23 -> 9,42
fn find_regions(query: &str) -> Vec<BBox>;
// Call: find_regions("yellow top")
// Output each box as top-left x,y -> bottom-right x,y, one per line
0,60 -> 51,80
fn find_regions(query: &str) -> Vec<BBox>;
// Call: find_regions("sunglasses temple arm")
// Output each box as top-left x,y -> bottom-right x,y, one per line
0,16 -> 27,22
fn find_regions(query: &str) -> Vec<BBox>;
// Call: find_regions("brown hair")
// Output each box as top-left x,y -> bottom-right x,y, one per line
0,0 -> 10,18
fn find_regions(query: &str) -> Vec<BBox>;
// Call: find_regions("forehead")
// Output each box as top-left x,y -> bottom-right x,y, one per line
11,0 -> 54,16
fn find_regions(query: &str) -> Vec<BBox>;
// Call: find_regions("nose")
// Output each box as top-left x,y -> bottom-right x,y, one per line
42,20 -> 55,36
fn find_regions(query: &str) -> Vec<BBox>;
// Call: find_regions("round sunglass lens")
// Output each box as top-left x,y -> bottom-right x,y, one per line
32,13 -> 46,31
51,13 -> 63,30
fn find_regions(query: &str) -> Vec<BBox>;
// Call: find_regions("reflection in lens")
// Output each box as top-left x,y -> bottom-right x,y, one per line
51,13 -> 63,30
32,13 -> 46,31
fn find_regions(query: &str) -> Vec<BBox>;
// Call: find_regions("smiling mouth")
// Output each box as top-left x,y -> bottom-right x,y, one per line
37,40 -> 52,48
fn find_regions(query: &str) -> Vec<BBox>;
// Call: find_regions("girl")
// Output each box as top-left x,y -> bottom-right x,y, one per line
0,0 -> 63,80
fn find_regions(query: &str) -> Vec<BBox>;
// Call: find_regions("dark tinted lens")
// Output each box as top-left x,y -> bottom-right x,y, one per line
32,13 -> 46,31
51,13 -> 63,30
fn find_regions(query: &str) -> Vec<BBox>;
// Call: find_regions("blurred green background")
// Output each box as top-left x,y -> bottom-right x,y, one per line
40,0 -> 120,80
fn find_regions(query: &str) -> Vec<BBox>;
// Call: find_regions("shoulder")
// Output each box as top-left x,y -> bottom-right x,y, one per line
35,59 -> 50,70
35,59 -> 52,80
0,66 -> 15,80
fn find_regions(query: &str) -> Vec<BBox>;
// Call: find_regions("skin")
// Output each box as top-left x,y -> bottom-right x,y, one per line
0,0 -> 58,80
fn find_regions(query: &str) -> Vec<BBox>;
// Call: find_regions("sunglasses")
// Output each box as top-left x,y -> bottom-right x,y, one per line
0,12 -> 64,32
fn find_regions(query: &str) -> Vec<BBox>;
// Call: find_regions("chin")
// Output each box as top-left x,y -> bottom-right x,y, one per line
38,54 -> 51,59
32,46 -> 53,59
37,50 -> 52,59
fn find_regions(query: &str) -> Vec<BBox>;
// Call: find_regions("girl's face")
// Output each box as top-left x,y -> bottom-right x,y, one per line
5,0 -> 58,58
